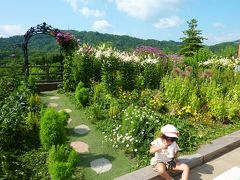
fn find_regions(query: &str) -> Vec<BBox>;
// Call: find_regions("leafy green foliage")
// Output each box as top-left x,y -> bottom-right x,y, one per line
18,149 -> 50,179
63,55 -> 75,92
0,92 -> 30,151
0,82 -> 43,179
72,46 -> 101,87
119,61 -> 137,91
99,105 -> 199,167
143,62 -> 163,89
101,56 -> 120,95
0,76 -> 22,101
48,145 -> 79,180
40,108 -> 67,149
75,82 -> 90,107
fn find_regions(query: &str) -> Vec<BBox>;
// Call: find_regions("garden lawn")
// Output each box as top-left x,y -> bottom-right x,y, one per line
40,91 -> 136,180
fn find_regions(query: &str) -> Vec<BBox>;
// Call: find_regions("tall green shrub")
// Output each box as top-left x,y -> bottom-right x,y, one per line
120,61 -> 137,91
72,49 -> 100,87
0,92 -> 29,151
63,55 -> 75,92
101,57 -> 119,95
48,145 -> 79,180
40,108 -> 67,149
143,62 -> 162,89
161,75 -> 197,107
75,82 -> 89,107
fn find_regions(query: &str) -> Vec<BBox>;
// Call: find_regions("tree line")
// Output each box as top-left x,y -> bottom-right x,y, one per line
0,19 -> 238,66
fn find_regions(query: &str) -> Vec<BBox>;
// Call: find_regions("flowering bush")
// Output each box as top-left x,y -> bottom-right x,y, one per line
101,105 -> 164,160
53,31 -> 78,55
200,56 -> 240,68
97,104 -> 200,167
73,44 -> 173,93
134,45 -> 167,59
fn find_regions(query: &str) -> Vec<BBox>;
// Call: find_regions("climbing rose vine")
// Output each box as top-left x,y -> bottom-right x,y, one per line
53,31 -> 78,55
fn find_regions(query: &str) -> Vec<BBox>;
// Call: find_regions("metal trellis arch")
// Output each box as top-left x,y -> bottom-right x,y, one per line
22,22 -> 60,76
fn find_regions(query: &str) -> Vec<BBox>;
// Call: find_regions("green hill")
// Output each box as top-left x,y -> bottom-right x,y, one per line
209,41 -> 238,57
0,30 -> 238,65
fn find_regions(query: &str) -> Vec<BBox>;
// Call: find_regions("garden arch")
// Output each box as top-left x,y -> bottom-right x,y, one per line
22,22 -> 61,76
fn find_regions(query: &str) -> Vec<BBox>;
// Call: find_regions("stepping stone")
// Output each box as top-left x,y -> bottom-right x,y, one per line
59,109 -> 72,113
73,124 -> 90,135
47,102 -> 59,107
90,158 -> 112,174
67,118 -> 72,124
63,108 -> 72,113
49,96 -> 60,100
70,141 -> 89,153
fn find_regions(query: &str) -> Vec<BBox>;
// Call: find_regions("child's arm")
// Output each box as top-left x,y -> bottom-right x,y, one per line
150,143 -> 168,154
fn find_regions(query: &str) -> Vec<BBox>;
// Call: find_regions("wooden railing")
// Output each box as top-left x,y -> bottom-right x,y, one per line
0,64 -> 63,82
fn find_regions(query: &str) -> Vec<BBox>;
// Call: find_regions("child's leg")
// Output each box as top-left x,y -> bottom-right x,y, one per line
173,162 -> 189,180
155,162 -> 173,180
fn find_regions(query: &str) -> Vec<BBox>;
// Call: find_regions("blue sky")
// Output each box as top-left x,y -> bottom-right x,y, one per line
0,0 -> 240,45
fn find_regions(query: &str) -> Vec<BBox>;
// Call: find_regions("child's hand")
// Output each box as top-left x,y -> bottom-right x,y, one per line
161,139 -> 168,149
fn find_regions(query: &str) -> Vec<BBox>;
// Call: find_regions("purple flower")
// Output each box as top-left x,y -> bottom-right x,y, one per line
53,31 -> 79,53
168,54 -> 184,64
134,45 -> 167,58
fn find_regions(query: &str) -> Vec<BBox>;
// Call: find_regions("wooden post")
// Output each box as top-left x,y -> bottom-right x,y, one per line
238,44 -> 240,58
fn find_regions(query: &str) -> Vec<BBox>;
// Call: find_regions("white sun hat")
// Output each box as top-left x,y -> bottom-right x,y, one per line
161,124 -> 179,138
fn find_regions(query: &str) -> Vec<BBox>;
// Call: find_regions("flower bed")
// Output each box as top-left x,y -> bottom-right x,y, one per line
70,44 -> 240,167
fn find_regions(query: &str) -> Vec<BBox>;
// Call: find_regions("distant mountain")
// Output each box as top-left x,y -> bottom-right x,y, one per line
0,30 -> 238,65
234,40 -> 240,44
209,41 -> 237,57
70,30 -> 182,53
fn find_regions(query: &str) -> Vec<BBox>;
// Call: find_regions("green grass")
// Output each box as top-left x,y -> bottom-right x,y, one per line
40,91 -> 136,180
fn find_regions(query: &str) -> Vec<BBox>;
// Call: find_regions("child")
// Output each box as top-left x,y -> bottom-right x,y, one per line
150,124 -> 189,180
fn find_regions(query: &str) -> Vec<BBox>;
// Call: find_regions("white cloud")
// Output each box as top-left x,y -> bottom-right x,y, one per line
0,24 -> 25,37
64,0 -> 79,13
80,7 -> 105,17
80,0 -> 90,3
92,20 -> 113,31
206,32 -> 240,45
64,0 -> 105,18
112,0 -> 182,20
154,16 -> 182,29
213,22 -> 225,29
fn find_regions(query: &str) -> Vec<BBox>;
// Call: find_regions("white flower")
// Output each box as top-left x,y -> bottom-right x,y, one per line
126,144 -> 129,147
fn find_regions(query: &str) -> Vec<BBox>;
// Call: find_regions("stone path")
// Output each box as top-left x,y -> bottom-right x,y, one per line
63,108 -> 72,113
67,118 -> 72,124
90,158 -> 113,174
49,96 -> 60,100
47,102 -> 59,107
70,141 -> 89,153
47,95 -> 113,174
73,124 -> 91,135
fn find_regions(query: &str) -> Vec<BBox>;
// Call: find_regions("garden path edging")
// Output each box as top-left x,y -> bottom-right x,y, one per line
114,130 -> 240,180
